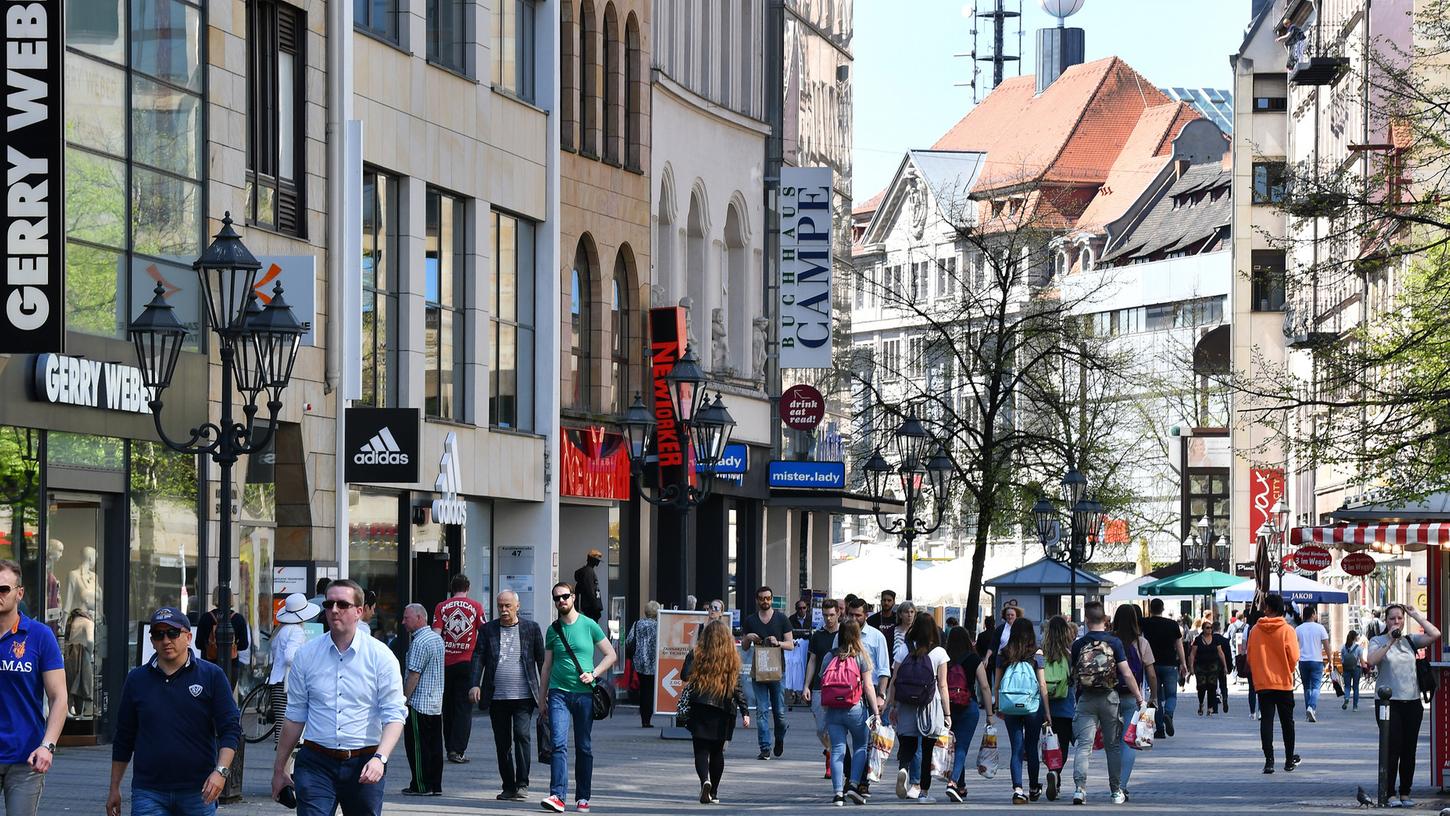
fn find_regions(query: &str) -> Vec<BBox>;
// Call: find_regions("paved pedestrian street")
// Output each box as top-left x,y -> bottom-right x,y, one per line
35,686 -> 1439,814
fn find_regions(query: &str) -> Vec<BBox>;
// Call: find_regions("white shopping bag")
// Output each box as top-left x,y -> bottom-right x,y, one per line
868,717 -> 896,782
977,723 -> 1000,778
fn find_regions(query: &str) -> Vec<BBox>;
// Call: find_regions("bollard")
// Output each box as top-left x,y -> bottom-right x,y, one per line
1377,686 -> 1393,808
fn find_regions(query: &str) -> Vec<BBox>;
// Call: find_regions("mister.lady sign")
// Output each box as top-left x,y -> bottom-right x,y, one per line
778,167 -> 833,369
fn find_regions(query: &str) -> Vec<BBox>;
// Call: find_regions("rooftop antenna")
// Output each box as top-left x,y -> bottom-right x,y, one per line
969,1 -> 1023,102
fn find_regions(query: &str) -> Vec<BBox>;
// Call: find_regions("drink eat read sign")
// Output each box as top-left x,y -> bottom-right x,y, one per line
779,384 -> 825,431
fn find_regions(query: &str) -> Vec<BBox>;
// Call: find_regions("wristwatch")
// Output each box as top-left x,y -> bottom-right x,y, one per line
214,765 -> 231,779
40,742 -> 56,753
371,753 -> 389,766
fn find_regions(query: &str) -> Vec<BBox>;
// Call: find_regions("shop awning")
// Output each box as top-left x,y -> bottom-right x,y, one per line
1289,522 -> 1450,550
1137,568 -> 1241,596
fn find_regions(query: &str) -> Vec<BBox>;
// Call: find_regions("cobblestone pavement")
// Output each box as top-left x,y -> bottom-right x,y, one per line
34,685 -> 1442,814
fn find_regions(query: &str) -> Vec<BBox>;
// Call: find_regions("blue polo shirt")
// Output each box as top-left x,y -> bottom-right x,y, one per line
0,614 -> 64,764
112,655 -> 242,791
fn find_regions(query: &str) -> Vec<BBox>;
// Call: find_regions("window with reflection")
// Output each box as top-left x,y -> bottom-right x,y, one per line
491,0 -> 536,101
490,211 -> 536,430
0,428 -> 41,612
570,243 -> 594,411
426,188 -> 467,420
129,441 -> 200,648
247,0 -> 306,234
361,169 -> 399,407
355,0 -> 399,41
610,264 -> 629,414
427,0 -> 467,73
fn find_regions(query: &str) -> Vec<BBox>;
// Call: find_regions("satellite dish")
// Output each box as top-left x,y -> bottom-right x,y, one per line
1040,0 -> 1085,20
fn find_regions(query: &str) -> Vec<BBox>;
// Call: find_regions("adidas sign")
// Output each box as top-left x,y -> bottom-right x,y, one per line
432,432 -> 467,525
354,427 -> 410,466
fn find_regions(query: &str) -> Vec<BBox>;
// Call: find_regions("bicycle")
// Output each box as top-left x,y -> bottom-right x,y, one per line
240,681 -> 277,744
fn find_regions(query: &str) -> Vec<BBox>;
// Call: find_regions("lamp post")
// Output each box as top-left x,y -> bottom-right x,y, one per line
618,345 -> 736,608
129,213 -> 302,684
863,413 -> 953,603
1270,497 -> 1289,595
1033,467 -> 1102,624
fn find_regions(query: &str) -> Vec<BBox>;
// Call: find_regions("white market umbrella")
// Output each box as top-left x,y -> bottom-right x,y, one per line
831,548 -> 908,602
911,556 -> 976,606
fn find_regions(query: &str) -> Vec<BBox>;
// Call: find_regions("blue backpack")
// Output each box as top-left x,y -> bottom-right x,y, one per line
999,660 -> 1041,714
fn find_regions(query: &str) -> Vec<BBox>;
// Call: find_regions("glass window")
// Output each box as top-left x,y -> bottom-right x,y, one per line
247,0 -> 306,234
361,169 -> 400,407
129,441 -> 200,630
355,0 -> 399,41
427,0 -> 467,73
425,188 -> 467,420
1252,162 -> 1287,205
491,211 -> 536,430
131,0 -> 202,91
570,242 -> 593,411
610,270 -> 630,414
1252,250 -> 1287,312
491,0 -> 535,100
348,489 -> 401,642
0,428 -> 41,613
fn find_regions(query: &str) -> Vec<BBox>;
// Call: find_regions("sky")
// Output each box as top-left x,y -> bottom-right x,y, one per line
851,0 -> 1256,203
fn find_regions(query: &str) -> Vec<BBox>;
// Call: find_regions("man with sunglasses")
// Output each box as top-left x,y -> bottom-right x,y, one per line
272,579 -> 407,816
538,581 -> 616,813
0,559 -> 65,816
741,585 -> 796,761
107,608 -> 241,816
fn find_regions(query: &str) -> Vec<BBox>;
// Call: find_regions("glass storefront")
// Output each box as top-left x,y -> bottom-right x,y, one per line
349,488 -> 401,642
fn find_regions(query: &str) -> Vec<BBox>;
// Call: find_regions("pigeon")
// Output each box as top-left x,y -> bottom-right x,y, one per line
1355,786 -> 1373,808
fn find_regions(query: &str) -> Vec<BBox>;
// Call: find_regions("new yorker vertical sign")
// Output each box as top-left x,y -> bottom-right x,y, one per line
778,167 -> 833,369
3,0 -> 65,352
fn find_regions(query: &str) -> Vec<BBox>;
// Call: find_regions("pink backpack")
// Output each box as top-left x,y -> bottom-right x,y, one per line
820,653 -> 864,708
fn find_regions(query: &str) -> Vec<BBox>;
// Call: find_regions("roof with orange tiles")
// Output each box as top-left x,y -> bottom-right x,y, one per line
853,189 -> 884,216
1076,101 -> 1200,231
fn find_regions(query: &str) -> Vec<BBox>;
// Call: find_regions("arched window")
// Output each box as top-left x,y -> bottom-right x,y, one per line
602,3 -> 621,164
611,252 -> 632,413
579,0 -> 599,157
561,1 -> 577,150
625,13 -> 642,171
571,240 -> 594,410
724,201 -> 749,373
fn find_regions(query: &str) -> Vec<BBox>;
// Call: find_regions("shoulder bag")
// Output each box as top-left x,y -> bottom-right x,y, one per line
554,620 -> 614,720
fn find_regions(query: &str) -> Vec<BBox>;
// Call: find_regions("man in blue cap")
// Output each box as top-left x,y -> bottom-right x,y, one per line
106,607 -> 242,816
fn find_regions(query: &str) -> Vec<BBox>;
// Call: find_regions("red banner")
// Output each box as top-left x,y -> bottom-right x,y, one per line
648,307 -> 692,487
560,425 -> 630,500
1104,518 -> 1129,544
1248,468 -> 1285,541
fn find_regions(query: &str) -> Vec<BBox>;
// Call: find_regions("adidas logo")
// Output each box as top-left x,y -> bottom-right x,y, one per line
432,432 -> 467,525
354,427 -> 410,466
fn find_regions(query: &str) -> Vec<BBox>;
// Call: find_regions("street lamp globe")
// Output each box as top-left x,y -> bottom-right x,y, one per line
665,345 -> 709,423
926,446 -> 953,499
893,414 -> 932,472
1061,467 -> 1087,508
229,294 -> 268,398
1032,496 -> 1056,542
194,213 -> 263,334
129,282 -> 191,395
620,392 -> 655,461
864,450 -> 891,503
247,282 -> 305,399
691,394 -> 736,467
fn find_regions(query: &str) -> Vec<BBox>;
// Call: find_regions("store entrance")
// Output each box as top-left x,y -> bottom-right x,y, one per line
47,491 -> 123,744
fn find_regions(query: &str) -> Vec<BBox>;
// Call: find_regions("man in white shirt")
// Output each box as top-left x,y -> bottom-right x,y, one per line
272,579 -> 407,816
1294,605 -> 1331,722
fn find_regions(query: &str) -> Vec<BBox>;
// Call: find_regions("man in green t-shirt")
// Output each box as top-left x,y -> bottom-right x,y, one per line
538,580 -> 616,813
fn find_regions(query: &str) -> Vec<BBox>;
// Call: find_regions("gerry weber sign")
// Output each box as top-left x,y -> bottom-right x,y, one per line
32,354 -> 151,414
778,167 -> 833,369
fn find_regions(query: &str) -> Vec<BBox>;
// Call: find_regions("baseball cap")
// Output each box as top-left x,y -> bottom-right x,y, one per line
150,607 -> 191,631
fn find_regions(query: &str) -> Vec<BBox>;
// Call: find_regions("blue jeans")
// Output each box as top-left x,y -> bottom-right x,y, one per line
1345,669 -> 1362,707
548,690 -> 595,801
949,701 -> 982,786
1002,708 -> 1044,789
1117,695 -> 1142,790
1300,661 -> 1324,710
1156,666 -> 1180,725
824,704 -> 869,794
130,788 -> 216,816
294,748 -> 384,816
752,680 -> 787,752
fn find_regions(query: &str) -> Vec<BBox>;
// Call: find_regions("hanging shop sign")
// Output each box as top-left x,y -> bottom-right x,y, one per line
698,442 -> 747,485
561,425 -> 631,501
2,1 -> 66,353
778,166 -> 833,369
32,354 -> 151,414
1248,467 -> 1285,541
648,306 -> 692,487
432,432 -> 467,525
1292,545 -> 1332,573
780,383 -> 826,430
768,460 -> 845,489
1341,552 -> 1376,577
343,407 -> 420,483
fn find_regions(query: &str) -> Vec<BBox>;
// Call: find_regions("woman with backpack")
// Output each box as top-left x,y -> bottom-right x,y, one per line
680,620 -> 751,805
885,612 -> 951,803
1341,630 -> 1363,711
943,627 -> 993,803
995,617 -> 1052,804
818,620 -> 881,806
1111,605 -> 1157,800
1042,615 -> 1076,799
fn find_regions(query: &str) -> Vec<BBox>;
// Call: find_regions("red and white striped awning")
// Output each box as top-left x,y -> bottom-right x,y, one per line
1291,522 -> 1450,551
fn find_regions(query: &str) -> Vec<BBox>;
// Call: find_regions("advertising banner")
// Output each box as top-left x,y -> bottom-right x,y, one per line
648,307 -> 691,488
343,407 -> 420,483
560,425 -> 631,500
1248,468 -> 1285,541
778,167 -> 833,369
768,460 -> 845,489
654,610 -> 708,717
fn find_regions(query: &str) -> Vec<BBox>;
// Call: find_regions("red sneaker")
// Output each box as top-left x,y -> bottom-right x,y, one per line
541,794 -> 566,812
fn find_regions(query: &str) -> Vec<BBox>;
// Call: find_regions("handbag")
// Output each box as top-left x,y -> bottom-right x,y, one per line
554,620 -> 614,720
675,683 -> 695,729
537,712 -> 553,764
621,658 -> 641,692
1418,654 -> 1439,703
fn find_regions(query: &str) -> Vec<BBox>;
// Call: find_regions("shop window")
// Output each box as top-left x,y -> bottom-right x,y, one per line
0,428 -> 41,612
361,169 -> 400,407
355,0 -> 399,42
247,0 -> 306,235
425,188 -> 467,420
490,211 -> 537,430
570,240 -> 595,411
129,441 -> 200,644
348,488 -> 402,642
491,0 -> 536,100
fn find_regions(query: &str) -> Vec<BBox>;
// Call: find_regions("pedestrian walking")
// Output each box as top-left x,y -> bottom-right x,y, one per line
866,590 -> 898,646
539,581 -> 617,813
574,550 -> 605,623
1068,601 -> 1146,806
884,612 -> 951,804
1366,602 -> 1442,807
401,603 -> 446,796
803,598 -> 844,778
844,598 -> 893,796
0,559 -> 65,816
680,620 -> 752,805
1295,605 -> 1330,722
432,575 -> 486,764
1364,609 -> 1384,640
106,607 -> 242,816
1141,598 -> 1186,738
982,602 -> 1020,679
1341,630 -> 1364,711
1041,614 -> 1076,800
790,599 -> 813,632
813,620 -> 879,806
272,579 -> 408,816
1187,619 -> 1228,715
1110,605 -> 1156,799
974,615 -> 996,659
624,601 -> 660,728
941,626 -> 992,803
268,593 -> 320,745
1212,622 -> 1233,711
195,588 -> 250,673
478,589 -> 545,802
995,617 -> 1051,804
740,585 -> 795,761
1246,593 -> 1301,775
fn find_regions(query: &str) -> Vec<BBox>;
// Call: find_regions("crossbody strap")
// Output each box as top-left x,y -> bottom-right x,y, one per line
554,620 -> 592,684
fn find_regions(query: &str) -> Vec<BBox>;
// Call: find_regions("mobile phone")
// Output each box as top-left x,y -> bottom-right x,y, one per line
278,786 -> 297,809
1391,629 -> 1402,640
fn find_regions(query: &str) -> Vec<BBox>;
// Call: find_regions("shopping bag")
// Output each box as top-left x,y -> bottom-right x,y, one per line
752,645 -> 784,682
1331,667 -> 1345,698
620,658 -> 641,692
537,713 -> 553,764
1124,705 -> 1155,751
1093,727 -> 1103,751
868,717 -> 896,782
976,723 -> 999,779
1042,727 -> 1064,771
933,733 -> 955,783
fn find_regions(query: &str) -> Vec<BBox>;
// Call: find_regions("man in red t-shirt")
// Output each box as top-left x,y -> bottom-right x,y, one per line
432,575 -> 486,764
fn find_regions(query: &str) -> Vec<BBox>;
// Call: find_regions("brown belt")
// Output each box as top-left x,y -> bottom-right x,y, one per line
303,741 -> 379,761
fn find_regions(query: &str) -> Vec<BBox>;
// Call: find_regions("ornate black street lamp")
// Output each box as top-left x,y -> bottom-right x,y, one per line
618,345 -> 736,608
129,213 -> 302,683
1033,467 -> 1103,624
1259,497 -> 1289,595
863,413 -> 954,602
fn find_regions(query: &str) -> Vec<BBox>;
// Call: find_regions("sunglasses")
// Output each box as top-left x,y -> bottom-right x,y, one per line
553,593 -> 573,602
150,627 -> 185,641
322,600 -> 357,610
0,585 -> 13,596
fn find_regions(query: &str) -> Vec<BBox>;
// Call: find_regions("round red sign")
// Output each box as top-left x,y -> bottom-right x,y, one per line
780,384 -> 826,431
1292,545 -> 1332,573
1341,551 -> 1376,577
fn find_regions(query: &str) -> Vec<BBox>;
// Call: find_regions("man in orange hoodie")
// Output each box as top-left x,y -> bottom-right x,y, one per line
1247,594 -> 1301,774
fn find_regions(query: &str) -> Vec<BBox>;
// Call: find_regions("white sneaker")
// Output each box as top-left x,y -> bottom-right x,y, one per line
896,769 -> 911,799
1400,797 -> 1416,808
1111,790 -> 1127,805
916,794 -> 936,804
906,785 -> 921,799
1072,788 -> 1086,805
1307,707 -> 1317,722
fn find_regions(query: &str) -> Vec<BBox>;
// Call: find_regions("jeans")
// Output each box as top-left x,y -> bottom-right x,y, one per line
1299,661 -> 1324,711
1257,689 -> 1296,764
752,680 -> 786,752
1117,694 -> 1142,789
1155,666 -> 1179,726
1387,699 -> 1424,797
130,788 -> 216,816
1344,670 -> 1362,707
1071,689 -> 1123,793
441,662 -> 475,756
0,763 -> 44,816
294,747 -> 384,816
824,704 -> 869,795
403,706 -> 444,793
489,698 -> 535,793
548,689 -> 595,801
1002,708 -> 1044,789
949,701 -> 982,786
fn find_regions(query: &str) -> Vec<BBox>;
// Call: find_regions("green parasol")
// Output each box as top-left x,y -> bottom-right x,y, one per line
1137,568 -> 1242,596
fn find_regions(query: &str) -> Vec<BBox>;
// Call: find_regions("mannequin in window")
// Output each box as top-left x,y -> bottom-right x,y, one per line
64,545 -> 98,717
46,538 -> 63,630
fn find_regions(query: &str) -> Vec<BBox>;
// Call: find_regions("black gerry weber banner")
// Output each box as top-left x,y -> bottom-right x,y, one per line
3,0 -> 66,352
